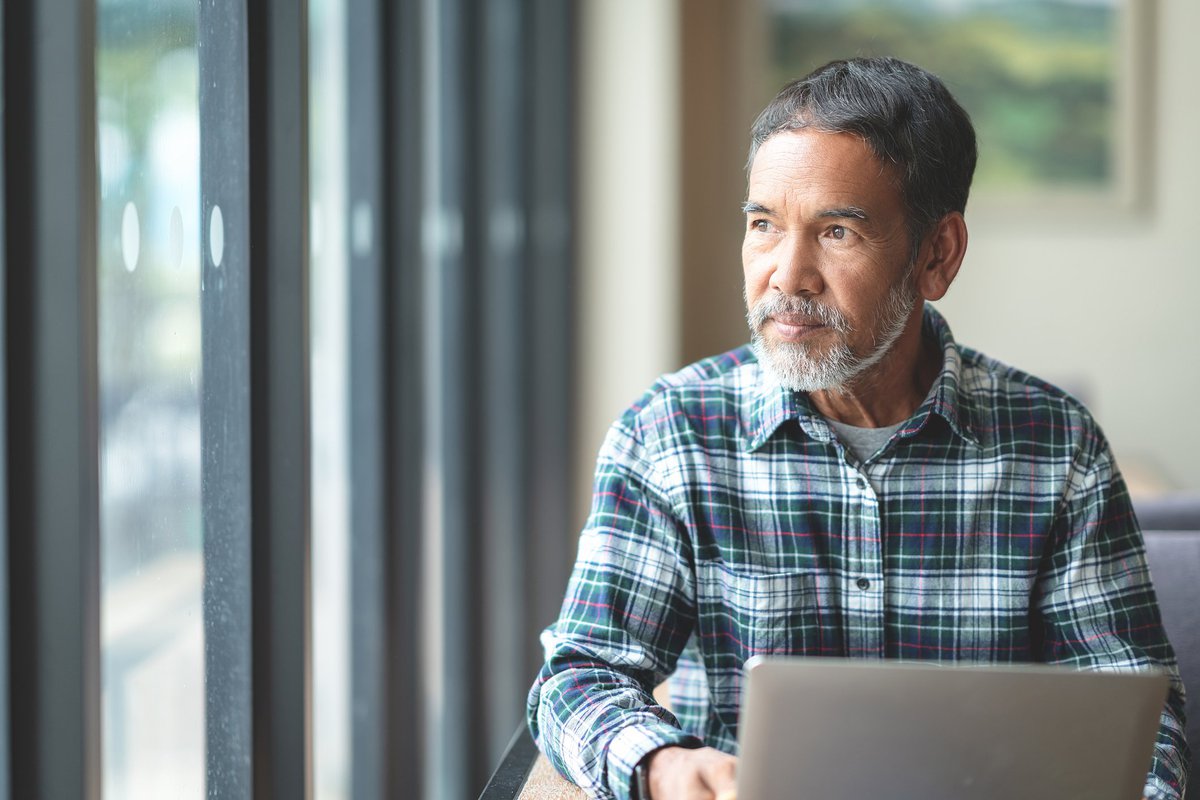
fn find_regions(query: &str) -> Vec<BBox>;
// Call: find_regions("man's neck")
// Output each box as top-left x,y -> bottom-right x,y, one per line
806,317 -> 941,428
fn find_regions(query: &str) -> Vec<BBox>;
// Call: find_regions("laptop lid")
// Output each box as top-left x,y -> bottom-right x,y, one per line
736,657 -> 1168,800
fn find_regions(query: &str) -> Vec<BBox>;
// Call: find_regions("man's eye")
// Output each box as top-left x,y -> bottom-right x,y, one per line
751,219 -> 771,232
830,225 -> 847,240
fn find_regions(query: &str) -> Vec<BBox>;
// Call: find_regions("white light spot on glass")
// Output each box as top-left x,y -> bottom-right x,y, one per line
122,201 -> 141,272
421,208 -> 463,260
169,206 -> 185,269
209,204 -> 225,268
351,201 -> 373,258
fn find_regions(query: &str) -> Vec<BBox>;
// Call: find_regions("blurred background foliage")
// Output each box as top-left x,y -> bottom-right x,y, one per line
766,0 -> 1117,189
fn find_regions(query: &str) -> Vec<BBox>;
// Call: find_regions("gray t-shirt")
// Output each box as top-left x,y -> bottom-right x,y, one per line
826,417 -> 904,464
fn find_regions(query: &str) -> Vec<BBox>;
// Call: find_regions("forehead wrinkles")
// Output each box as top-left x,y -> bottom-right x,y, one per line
748,135 -> 905,226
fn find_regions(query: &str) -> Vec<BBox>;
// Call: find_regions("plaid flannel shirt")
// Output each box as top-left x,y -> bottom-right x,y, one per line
527,305 -> 1189,799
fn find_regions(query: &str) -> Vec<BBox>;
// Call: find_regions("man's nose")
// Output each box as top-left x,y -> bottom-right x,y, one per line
769,235 -> 824,296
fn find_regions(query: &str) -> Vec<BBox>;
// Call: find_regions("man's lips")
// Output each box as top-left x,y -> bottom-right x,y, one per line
769,316 -> 827,341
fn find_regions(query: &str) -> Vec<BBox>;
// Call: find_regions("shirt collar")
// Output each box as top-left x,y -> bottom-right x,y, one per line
742,303 -> 983,452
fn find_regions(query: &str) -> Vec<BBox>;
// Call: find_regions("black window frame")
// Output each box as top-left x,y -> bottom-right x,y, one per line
3,1 -> 103,798
0,1 -> 11,796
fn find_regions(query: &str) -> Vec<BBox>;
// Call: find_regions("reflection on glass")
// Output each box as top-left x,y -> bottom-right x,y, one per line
97,2 -> 205,797
209,204 -> 225,268
310,0 -> 352,797
766,0 -> 1118,191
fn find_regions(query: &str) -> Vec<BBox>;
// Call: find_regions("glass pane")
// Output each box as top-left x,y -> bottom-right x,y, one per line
310,0 -> 352,796
97,2 -> 205,797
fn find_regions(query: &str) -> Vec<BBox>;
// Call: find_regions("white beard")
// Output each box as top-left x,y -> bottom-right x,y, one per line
747,277 -> 918,393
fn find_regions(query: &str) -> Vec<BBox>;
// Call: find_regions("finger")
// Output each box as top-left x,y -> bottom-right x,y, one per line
682,777 -> 714,800
701,758 -> 738,798
677,767 -> 716,800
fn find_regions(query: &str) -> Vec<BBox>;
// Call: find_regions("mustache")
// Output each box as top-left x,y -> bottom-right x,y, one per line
746,293 -> 851,334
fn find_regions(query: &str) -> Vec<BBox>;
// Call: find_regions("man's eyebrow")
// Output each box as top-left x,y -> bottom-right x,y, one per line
741,201 -> 772,215
818,206 -> 870,221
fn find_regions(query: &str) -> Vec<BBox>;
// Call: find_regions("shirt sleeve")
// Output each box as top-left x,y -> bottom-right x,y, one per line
526,419 -> 703,799
1036,423 -> 1190,800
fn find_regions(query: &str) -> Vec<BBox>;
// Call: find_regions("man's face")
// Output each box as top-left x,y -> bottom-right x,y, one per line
742,129 -> 921,392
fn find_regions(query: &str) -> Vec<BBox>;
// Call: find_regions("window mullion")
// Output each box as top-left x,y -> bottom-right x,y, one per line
246,0 -> 314,796
3,1 -> 102,798
344,0 -> 388,796
200,0 -> 254,796
383,0 -> 427,797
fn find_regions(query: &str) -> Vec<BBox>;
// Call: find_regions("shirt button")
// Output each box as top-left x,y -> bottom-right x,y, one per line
856,477 -> 868,491
856,577 -> 871,590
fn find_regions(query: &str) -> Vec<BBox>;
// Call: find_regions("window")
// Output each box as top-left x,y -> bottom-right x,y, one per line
3,2 -> 575,797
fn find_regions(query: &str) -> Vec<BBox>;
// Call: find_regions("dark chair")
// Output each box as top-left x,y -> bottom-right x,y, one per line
1135,494 -> 1200,532
1142,529 -> 1200,785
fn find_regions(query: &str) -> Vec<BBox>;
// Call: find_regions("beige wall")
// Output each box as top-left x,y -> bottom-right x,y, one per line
677,3 -> 767,366
936,0 -> 1200,494
576,0 -> 1200,525
575,0 -> 682,523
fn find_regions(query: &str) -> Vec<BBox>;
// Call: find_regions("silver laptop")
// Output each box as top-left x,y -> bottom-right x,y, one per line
737,657 -> 1168,800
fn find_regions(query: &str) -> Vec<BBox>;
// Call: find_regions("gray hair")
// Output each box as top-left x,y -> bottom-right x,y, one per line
748,57 -> 977,257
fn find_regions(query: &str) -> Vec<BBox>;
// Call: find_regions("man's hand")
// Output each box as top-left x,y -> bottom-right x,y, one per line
645,746 -> 737,800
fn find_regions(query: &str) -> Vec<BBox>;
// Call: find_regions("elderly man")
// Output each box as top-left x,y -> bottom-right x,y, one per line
527,57 -> 1189,800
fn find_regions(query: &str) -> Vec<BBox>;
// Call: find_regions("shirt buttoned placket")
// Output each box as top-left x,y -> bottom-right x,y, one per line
843,456 -> 885,659
800,416 -> 887,659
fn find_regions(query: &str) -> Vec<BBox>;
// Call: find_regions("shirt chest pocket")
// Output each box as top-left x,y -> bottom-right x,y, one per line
701,563 -> 823,658
696,563 -> 826,737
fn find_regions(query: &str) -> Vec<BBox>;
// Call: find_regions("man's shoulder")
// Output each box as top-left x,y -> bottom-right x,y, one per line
614,344 -> 760,441
955,343 -> 1103,443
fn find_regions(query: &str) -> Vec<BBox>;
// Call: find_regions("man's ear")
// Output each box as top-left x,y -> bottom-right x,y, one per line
915,211 -> 967,302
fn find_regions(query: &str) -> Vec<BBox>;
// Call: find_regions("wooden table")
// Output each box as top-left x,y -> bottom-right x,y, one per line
482,683 -> 674,797
479,727 -> 586,800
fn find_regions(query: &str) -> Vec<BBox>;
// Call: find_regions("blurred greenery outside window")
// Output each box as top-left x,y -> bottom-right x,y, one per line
97,1 -> 205,798
766,0 -> 1121,193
